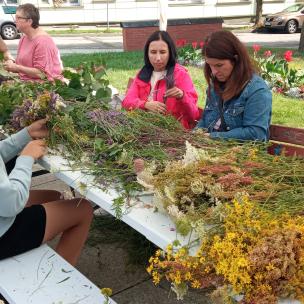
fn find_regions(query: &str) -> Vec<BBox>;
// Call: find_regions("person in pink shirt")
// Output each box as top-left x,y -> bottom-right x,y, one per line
122,31 -> 200,130
4,3 -> 63,82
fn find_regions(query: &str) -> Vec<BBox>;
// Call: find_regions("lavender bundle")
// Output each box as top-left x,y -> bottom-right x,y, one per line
10,91 -> 65,131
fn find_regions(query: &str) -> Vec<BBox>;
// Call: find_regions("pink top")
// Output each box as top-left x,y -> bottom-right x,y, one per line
16,35 -> 63,82
122,64 -> 200,129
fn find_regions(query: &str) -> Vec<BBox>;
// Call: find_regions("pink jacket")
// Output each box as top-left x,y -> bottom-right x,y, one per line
122,64 -> 200,129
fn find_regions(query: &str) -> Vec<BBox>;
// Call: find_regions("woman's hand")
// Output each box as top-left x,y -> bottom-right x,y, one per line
27,118 -> 49,139
144,101 -> 167,114
3,61 -> 19,73
164,86 -> 184,100
21,140 -> 47,160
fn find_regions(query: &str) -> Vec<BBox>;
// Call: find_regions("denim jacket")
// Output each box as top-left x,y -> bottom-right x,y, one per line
196,74 -> 272,141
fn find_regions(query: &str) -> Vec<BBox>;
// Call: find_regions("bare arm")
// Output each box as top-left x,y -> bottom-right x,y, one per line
3,61 -> 44,78
0,38 -> 14,61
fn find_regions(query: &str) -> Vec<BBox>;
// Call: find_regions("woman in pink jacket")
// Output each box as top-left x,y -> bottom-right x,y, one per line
122,31 -> 200,129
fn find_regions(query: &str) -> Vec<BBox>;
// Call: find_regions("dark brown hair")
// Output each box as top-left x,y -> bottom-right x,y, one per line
202,30 -> 256,101
17,3 -> 40,29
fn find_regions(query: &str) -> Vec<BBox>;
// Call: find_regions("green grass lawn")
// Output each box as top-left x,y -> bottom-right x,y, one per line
62,48 -> 304,128
46,28 -> 122,36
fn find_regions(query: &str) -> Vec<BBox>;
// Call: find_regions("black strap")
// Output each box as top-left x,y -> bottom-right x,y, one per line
218,97 -> 228,132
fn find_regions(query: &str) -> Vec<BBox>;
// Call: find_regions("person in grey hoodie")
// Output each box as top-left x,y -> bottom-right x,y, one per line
0,119 -> 93,266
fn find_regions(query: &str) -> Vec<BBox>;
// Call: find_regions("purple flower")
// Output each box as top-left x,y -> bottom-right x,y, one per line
87,109 -> 127,125
107,138 -> 114,145
49,92 -> 58,111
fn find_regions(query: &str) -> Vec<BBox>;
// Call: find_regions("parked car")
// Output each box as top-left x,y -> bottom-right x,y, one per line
264,3 -> 304,34
0,5 -> 18,39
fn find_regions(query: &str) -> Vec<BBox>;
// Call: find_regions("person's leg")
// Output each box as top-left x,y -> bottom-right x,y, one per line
42,198 -> 93,266
5,156 -> 17,175
27,189 -> 62,206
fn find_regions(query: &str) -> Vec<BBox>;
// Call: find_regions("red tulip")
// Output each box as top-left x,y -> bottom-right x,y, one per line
192,41 -> 198,49
264,50 -> 272,57
252,44 -> 261,53
176,39 -> 182,47
284,50 -> 293,62
200,41 -> 204,48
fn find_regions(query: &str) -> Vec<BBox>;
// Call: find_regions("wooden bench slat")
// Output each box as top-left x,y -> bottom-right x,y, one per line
269,124 -> 304,157
268,142 -> 304,157
270,124 -> 304,146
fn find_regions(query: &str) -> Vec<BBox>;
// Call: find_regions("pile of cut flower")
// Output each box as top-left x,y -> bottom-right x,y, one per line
148,196 -> 304,303
5,88 -> 304,303
7,91 -> 219,195
141,142 -> 304,303
137,141 -> 304,235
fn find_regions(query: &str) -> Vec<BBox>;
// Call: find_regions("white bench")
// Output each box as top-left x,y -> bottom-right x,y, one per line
0,244 -> 116,304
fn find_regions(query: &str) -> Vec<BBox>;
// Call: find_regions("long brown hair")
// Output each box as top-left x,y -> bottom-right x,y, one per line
203,30 -> 256,101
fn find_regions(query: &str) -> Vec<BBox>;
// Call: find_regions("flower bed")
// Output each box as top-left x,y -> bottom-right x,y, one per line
252,45 -> 304,99
176,39 -> 204,67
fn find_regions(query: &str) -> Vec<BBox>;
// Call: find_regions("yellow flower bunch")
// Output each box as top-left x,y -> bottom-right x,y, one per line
148,197 -> 304,303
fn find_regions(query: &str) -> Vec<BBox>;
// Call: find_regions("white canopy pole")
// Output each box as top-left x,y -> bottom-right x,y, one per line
158,0 -> 168,31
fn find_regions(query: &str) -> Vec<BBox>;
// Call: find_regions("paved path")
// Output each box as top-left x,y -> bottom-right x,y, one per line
5,35 -> 123,55
5,31 -> 301,56
234,31 -> 301,48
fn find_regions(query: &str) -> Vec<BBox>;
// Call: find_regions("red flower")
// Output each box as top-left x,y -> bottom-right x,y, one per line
176,39 -> 187,47
284,50 -> 293,62
264,50 -> 272,57
200,41 -> 204,48
252,44 -> 261,53
176,39 -> 182,47
192,41 -> 198,49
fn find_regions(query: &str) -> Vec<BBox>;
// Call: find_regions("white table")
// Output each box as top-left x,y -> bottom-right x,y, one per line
39,154 -> 199,254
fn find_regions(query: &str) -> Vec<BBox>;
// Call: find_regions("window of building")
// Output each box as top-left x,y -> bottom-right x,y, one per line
61,0 -> 81,6
39,0 -> 81,7
217,0 -> 250,3
0,0 -> 18,4
169,0 -> 204,4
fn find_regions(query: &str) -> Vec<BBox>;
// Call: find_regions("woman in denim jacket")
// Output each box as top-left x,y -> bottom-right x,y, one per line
196,31 -> 272,141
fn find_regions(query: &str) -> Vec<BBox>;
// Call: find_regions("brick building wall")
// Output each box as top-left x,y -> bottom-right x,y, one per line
121,19 -> 223,51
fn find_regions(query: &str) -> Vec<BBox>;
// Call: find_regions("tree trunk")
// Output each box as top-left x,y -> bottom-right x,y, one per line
255,0 -> 263,27
299,25 -> 304,52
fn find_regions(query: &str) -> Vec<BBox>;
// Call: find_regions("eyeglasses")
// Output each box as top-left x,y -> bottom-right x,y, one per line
15,16 -> 30,20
